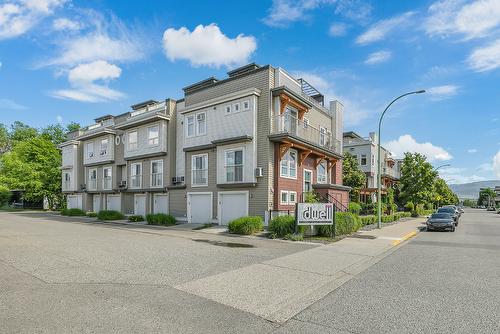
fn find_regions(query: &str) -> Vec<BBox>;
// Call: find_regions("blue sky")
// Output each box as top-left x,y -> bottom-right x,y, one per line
1,0 -> 500,183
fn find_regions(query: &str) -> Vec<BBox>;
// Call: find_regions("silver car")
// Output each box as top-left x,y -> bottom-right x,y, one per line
427,213 -> 456,232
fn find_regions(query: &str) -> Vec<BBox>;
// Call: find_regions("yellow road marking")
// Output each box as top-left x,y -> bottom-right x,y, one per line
391,231 -> 417,246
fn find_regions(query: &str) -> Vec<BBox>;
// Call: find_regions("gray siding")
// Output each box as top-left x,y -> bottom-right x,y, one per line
169,189 -> 186,217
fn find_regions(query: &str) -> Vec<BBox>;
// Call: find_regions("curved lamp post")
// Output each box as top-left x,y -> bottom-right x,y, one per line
377,90 -> 426,229
434,164 -> 451,171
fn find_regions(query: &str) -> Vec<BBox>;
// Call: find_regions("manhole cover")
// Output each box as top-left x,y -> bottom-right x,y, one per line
348,234 -> 377,239
193,239 -> 255,248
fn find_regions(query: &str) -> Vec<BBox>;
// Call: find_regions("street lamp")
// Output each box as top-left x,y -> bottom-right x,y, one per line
377,90 -> 426,229
434,164 -> 451,171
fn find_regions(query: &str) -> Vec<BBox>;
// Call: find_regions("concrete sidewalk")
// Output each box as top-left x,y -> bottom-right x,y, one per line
176,217 -> 426,323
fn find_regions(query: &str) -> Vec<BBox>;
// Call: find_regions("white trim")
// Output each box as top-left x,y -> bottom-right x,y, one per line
303,169 -> 313,193
88,168 -> 97,190
217,191 -> 249,225
280,190 -> 288,205
150,159 -> 164,188
130,162 -> 142,189
191,153 -> 208,187
289,191 -> 297,204
187,192 -> 213,224
185,115 -> 195,138
280,190 -> 297,205
127,130 -> 138,151
280,148 -> 298,179
242,100 -> 250,111
232,102 -> 241,114
196,111 -> 207,136
224,105 -> 232,115
102,166 -> 112,190
147,124 -> 160,147
316,161 -> 327,184
86,142 -> 94,158
224,147 -> 245,183
180,88 -> 261,114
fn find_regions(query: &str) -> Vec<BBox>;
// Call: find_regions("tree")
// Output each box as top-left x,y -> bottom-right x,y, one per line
0,123 -> 9,154
478,188 -> 496,207
10,121 -> 38,146
0,136 -> 62,209
343,152 -> 366,202
66,122 -> 81,133
433,178 -> 458,207
41,124 -> 67,145
398,152 -> 437,207
462,199 -> 477,207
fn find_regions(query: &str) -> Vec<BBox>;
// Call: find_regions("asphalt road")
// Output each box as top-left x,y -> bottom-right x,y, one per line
282,208 -> 500,333
1,209 -> 499,333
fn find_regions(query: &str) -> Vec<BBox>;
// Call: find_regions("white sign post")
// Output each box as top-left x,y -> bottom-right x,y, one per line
295,203 -> 336,237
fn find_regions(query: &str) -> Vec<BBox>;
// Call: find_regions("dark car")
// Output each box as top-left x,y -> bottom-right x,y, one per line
427,213 -> 456,232
437,207 -> 459,225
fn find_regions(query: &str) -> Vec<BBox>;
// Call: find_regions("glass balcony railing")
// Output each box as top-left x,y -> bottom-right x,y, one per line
271,114 -> 341,154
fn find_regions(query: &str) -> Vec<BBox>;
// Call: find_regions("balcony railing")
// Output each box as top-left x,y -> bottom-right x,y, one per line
130,101 -> 167,118
62,181 -> 71,191
151,173 -> 163,187
88,179 -> 97,191
103,177 -> 112,190
271,114 -> 341,154
131,175 -> 142,188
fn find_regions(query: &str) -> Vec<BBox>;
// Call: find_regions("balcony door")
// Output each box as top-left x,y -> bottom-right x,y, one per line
284,107 -> 298,135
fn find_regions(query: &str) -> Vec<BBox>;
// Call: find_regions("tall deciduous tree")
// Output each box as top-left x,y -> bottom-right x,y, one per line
433,178 -> 458,207
343,152 -> 366,202
478,188 -> 496,207
399,152 -> 438,207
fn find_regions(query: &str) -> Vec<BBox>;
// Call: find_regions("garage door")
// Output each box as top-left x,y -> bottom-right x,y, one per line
153,194 -> 169,214
67,195 -> 83,210
93,195 -> 101,212
219,192 -> 248,225
134,194 -> 146,216
188,193 -> 212,224
106,195 -> 121,212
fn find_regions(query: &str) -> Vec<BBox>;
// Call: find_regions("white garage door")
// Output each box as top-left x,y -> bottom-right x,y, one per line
153,194 -> 169,214
106,195 -> 121,212
134,194 -> 146,216
219,192 -> 249,225
188,193 -> 212,224
67,194 -> 83,210
92,195 -> 101,212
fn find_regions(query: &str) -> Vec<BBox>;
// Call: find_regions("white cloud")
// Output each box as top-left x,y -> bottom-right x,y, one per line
468,39 -> 500,72
424,0 -> 500,39
364,50 -> 392,65
52,17 -> 81,31
493,151 -> 500,178
427,85 -> 459,100
443,174 -> 487,184
356,11 -> 415,45
56,115 -> 63,124
162,24 -> 257,68
478,163 -> 493,172
467,148 -> 478,154
0,98 -> 27,110
0,61 -> 2,69
384,134 -> 453,162
0,0 -> 65,40
329,22 -> 348,36
51,60 -> 124,103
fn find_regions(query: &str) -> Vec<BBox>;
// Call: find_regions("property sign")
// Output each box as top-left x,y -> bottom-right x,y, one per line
296,203 -> 334,226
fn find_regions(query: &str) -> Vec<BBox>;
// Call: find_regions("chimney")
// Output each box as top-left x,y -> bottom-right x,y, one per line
330,100 -> 344,153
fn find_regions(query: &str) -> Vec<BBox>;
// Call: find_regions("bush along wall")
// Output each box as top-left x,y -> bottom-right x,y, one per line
227,216 -> 264,235
146,213 -> 176,226
97,210 -> 125,221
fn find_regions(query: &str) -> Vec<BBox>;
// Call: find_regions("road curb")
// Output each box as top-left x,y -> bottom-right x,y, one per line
391,230 -> 418,246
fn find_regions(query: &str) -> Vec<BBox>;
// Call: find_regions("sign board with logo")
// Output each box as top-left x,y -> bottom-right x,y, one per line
296,203 -> 334,226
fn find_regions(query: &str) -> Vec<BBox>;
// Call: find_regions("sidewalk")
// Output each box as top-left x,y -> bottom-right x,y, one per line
175,217 -> 426,323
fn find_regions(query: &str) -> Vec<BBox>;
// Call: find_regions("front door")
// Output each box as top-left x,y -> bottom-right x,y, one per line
93,195 -> 100,212
304,169 -> 313,193
134,194 -> 146,216
153,194 -> 169,214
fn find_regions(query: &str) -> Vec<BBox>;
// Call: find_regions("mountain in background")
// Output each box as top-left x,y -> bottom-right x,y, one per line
449,180 -> 500,199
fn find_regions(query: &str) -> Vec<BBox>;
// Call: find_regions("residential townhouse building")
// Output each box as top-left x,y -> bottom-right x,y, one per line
60,63 -> 350,224
343,131 -> 401,203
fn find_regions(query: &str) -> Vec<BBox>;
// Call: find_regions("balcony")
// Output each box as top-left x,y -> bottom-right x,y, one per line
270,114 -> 342,156
62,181 -> 71,191
103,177 -> 112,190
88,179 -> 97,191
116,101 -> 170,130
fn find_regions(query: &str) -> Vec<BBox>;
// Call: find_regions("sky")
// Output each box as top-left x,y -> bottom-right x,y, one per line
1,0 -> 500,184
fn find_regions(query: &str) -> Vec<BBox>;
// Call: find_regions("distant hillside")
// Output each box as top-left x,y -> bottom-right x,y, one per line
449,180 -> 500,199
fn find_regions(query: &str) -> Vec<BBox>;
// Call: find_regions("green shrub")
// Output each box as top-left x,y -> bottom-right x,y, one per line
361,202 -> 375,215
0,185 -> 11,207
359,215 -> 376,225
318,212 -> 362,237
86,211 -> 97,217
97,210 -> 125,220
128,215 -> 144,222
146,213 -> 176,226
304,192 -> 320,203
61,208 -> 86,216
227,216 -> 264,235
268,216 -> 306,238
405,202 -> 414,212
348,202 -> 362,215
283,233 -> 304,241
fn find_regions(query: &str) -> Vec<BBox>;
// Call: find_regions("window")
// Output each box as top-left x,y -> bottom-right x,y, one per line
103,167 -> 112,190
320,127 -> 327,146
88,169 -> 97,190
196,112 -> 206,135
148,125 -> 159,146
280,149 -> 297,178
87,142 -> 94,158
130,163 -> 142,188
225,105 -> 231,114
242,100 -> 250,111
191,154 -> 208,186
225,149 -> 244,182
186,115 -> 195,137
280,191 -> 297,205
372,154 -> 375,166
284,107 -> 298,134
100,138 -> 108,155
63,173 -> 71,190
361,154 -> 367,166
317,162 -> 327,184
233,103 -> 240,113
303,117 -> 309,129
151,160 -> 163,187
304,170 -> 312,192
128,131 -> 138,150
352,154 -> 358,162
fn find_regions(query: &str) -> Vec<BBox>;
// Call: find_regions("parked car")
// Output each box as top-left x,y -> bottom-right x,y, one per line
437,207 -> 459,225
427,213 -> 456,232
487,207 -> 496,211
442,205 -> 461,217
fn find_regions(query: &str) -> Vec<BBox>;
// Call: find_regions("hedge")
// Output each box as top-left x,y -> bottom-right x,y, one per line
228,216 -> 264,235
317,212 -> 362,236
0,185 -> 11,207
268,216 -> 306,238
86,211 -> 97,217
97,210 -> 125,220
146,213 -> 176,226
128,215 -> 144,222
348,202 -> 362,215
61,208 -> 86,216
